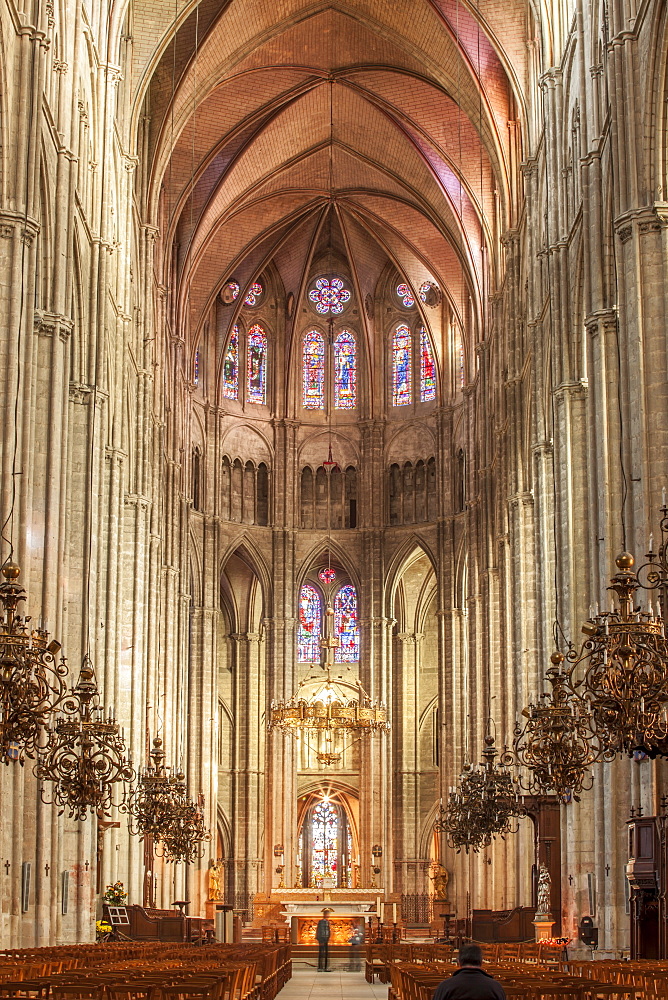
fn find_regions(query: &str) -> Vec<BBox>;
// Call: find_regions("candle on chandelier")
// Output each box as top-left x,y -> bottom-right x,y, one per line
650,533 -> 654,553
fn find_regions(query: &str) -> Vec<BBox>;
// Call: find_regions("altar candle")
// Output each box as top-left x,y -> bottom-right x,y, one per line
392,904 -> 397,924
376,895 -> 381,915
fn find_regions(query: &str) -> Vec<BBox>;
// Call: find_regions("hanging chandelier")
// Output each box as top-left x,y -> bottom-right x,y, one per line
124,737 -> 210,863
123,736 -> 187,838
512,652 -> 607,800
34,657 -> 134,820
159,795 -> 210,864
435,735 -> 521,853
270,568 -> 389,766
567,552 -> 668,757
0,561 -> 69,764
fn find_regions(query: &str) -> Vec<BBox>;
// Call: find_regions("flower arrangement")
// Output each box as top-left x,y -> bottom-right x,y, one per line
96,920 -> 113,941
103,881 -> 127,905
540,937 -> 570,946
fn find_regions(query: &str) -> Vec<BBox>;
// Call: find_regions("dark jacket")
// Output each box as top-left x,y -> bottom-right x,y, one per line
433,967 -> 506,1000
315,918 -> 330,943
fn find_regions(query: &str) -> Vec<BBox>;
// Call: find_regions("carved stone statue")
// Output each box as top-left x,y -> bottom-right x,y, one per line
430,862 -> 449,900
536,863 -> 551,915
208,859 -> 224,901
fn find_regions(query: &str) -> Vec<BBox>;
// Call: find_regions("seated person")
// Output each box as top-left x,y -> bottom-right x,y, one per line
433,943 -> 506,1000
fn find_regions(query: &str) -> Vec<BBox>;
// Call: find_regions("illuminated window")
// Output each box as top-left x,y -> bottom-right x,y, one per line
247,325 -> 267,404
392,324 -> 412,405
311,800 -> 339,883
309,277 -> 351,315
334,584 -> 359,662
222,326 -> 239,400
193,349 -> 200,386
420,328 -> 436,402
227,281 -> 240,301
334,330 -> 356,409
303,330 -> 325,409
459,336 -> 465,388
396,283 -> 415,308
298,584 -> 321,662
244,282 -> 263,306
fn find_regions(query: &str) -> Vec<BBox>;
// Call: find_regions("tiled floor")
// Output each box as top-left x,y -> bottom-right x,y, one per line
280,969 -> 389,999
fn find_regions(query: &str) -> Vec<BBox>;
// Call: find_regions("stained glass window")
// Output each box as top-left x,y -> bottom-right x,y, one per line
228,281 -> 240,301
222,326 -> 239,399
459,337 -> 465,388
420,328 -> 436,402
319,568 -> 336,585
334,330 -> 356,409
335,584 -> 359,662
419,281 -> 440,305
396,283 -> 415,308
311,800 -> 338,883
309,277 -> 351,315
244,282 -> 262,306
392,324 -> 412,406
298,584 -> 321,662
303,330 -> 325,409
247,324 -> 267,405
193,349 -> 200,386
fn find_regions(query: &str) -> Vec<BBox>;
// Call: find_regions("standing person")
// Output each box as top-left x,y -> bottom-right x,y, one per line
316,908 -> 332,971
433,944 -> 506,1000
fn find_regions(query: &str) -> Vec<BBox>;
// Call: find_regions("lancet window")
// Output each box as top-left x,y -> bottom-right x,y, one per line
392,324 -> 412,405
298,798 -> 352,889
298,584 -> 322,662
303,330 -> 325,409
300,327 -> 357,411
334,584 -> 359,662
223,326 -> 239,399
391,323 -> 438,406
246,325 -> 267,405
334,330 -> 356,409
420,328 -> 436,402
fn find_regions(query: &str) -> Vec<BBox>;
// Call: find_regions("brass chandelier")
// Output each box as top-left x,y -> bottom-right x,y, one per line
0,561 -> 69,764
566,552 -> 668,757
34,657 -> 134,820
512,652 -> 607,799
270,568 -> 389,766
436,735 -> 522,853
123,736 -> 209,864
159,796 -> 210,864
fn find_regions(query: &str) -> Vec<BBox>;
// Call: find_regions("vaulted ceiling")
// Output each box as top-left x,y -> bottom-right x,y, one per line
126,0 -> 529,344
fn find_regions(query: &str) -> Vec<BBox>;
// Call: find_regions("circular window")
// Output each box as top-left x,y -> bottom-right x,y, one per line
309,276 -> 351,315
220,281 -> 239,304
244,282 -> 263,306
419,281 -> 441,307
396,283 -> 415,308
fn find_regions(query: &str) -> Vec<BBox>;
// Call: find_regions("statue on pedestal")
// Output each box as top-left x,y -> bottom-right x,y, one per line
429,862 -> 449,901
536,863 -> 551,915
208,859 -> 224,901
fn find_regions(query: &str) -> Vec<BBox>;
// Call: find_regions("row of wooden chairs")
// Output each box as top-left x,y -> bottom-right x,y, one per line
365,940 -> 565,983
0,944 -> 291,1000
389,961 -> 638,1000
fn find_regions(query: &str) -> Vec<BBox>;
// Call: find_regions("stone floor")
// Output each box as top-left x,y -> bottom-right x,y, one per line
280,969 -> 389,1000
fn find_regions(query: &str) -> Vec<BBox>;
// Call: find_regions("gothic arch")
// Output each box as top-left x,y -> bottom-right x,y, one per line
219,536 -> 273,615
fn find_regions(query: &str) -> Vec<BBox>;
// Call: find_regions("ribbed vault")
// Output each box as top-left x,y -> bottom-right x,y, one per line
130,0 -> 525,371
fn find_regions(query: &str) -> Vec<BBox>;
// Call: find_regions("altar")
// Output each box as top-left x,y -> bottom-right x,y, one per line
267,888 -> 384,944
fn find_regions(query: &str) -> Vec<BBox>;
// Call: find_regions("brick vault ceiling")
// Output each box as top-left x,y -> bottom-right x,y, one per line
131,0 -> 525,336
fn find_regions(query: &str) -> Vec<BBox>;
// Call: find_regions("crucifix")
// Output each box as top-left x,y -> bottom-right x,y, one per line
4,860 -> 10,874
568,875 -> 573,885
45,864 -> 50,876
605,864 -> 611,876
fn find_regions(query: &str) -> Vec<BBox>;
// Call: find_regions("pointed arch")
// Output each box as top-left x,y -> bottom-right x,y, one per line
302,328 -> 325,409
222,323 -> 240,399
334,329 -> 356,409
297,583 -> 322,662
334,583 -> 359,662
392,323 -> 412,405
